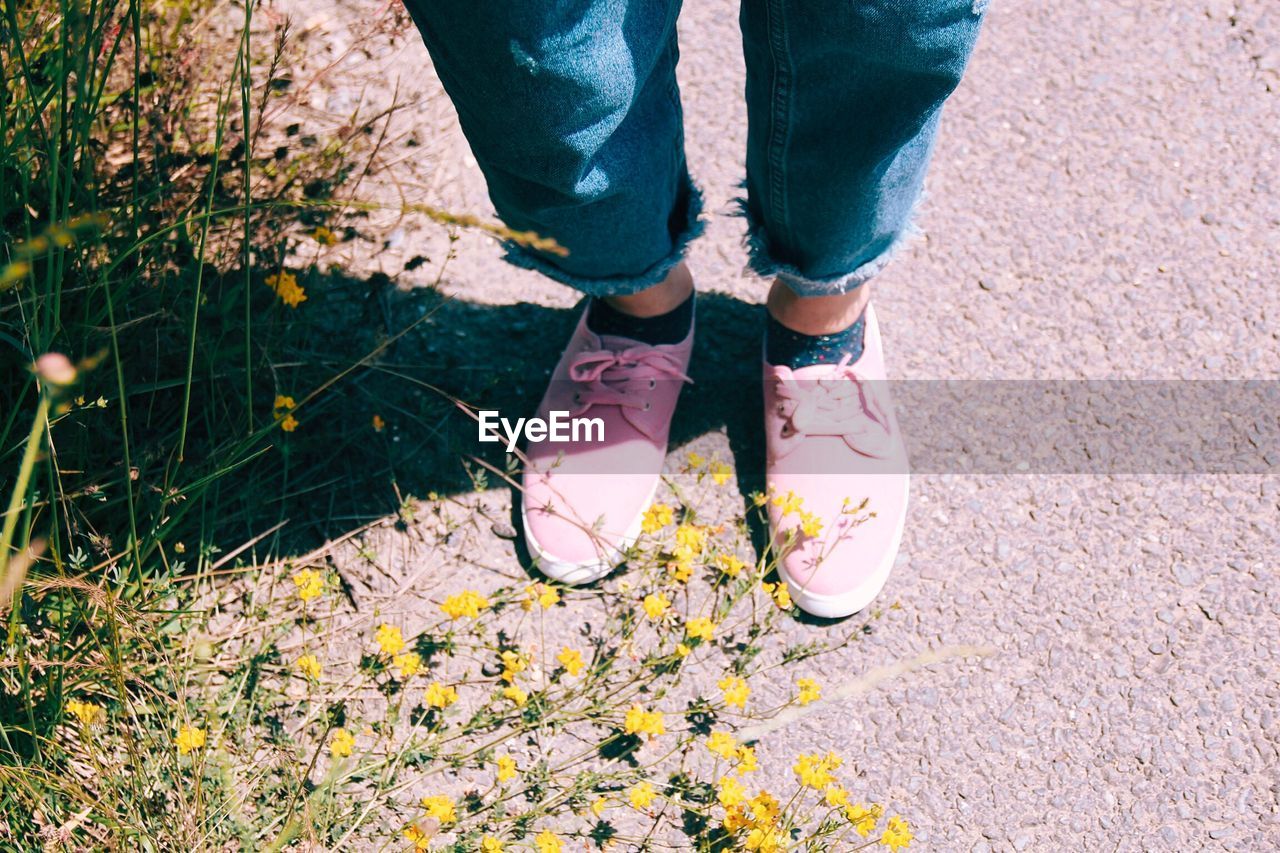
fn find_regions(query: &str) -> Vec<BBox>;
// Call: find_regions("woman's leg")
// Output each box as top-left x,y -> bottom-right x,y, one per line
742,0 -> 986,617
401,0 -> 698,583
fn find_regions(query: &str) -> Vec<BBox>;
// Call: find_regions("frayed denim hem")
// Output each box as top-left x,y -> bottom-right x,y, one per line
501,179 -> 706,298
733,192 -> 925,297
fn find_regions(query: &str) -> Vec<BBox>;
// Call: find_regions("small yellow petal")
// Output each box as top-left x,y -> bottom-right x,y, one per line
329,727 -> 355,757
628,781 -> 656,809
295,654 -> 322,680
175,724 -> 206,755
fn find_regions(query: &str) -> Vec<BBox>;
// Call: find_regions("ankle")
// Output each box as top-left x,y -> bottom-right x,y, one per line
766,279 -> 871,335
604,262 -> 694,318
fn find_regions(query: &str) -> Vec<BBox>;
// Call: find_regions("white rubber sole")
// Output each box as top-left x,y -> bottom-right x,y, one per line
519,477 -> 658,586
775,481 -> 909,619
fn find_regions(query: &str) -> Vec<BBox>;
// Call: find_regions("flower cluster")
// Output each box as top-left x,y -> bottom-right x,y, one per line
175,724 -> 205,755
265,270 -> 307,308
122,476 -> 904,850
441,589 -> 490,620
274,395 -> 300,433
65,699 -> 103,726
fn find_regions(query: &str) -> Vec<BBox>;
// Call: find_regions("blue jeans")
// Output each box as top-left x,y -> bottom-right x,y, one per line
401,1 -> 985,297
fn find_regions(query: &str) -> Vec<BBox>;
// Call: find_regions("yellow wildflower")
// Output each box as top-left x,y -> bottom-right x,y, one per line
641,503 -> 674,534
796,678 -> 821,706
666,556 -> 693,584
480,837 -> 504,853
709,460 -> 733,485
687,451 -> 706,469
629,781 -> 657,809
798,510 -> 823,538
674,523 -> 707,552
441,589 -> 490,619
793,752 -> 838,789
686,616 -> 716,642
295,654 -> 322,680
761,581 -> 792,610
65,699 -> 102,726
292,568 -> 325,602
557,647 -> 585,676
420,794 -> 457,825
273,394 -> 296,412
675,642 -> 692,658
393,651 -> 423,678
745,826 -> 784,852
723,805 -> 752,833
372,414 -> 386,432
495,754 -> 518,782
534,830 -> 562,853
280,414 -> 299,432
718,675 -> 750,709
522,582 -> 561,611
748,790 -> 780,825
642,592 -> 671,620
881,815 -> 912,851
312,226 -> 338,246
736,745 -> 758,773
175,724 -> 205,755
845,803 -> 884,837
825,785 -> 851,808
716,775 -> 747,808
424,682 -> 459,708
374,623 -> 405,656
771,489 -> 803,516
591,797 -> 608,817
716,553 -> 747,577
706,731 -> 738,760
502,685 -> 528,707
500,650 -> 528,683
265,271 -> 307,308
329,727 -> 355,758
2,259 -> 31,286
622,705 -> 665,737
404,824 -> 431,850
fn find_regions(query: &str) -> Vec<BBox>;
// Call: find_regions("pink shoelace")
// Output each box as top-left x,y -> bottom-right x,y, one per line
566,344 -> 691,416
773,354 -> 892,457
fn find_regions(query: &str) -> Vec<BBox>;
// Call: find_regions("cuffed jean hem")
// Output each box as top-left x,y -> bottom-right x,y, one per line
500,179 -> 706,298
738,195 -> 925,297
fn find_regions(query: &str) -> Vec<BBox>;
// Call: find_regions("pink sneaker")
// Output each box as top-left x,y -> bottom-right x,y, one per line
763,303 -> 909,618
520,306 -> 693,585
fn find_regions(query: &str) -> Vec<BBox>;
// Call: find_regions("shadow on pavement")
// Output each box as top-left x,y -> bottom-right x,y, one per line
246,272 -> 780,571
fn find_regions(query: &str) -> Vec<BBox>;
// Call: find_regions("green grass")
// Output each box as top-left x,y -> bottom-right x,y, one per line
0,0 -> 401,842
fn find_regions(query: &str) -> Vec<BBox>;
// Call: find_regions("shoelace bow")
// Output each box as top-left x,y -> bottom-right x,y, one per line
773,354 -> 891,455
566,344 -> 691,415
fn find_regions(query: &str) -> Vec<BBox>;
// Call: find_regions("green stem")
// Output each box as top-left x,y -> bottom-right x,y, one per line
2,395 -> 50,636
0,396 -> 49,575
239,0 -> 254,435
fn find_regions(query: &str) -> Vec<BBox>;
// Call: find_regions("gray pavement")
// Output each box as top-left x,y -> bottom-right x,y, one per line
281,0 -> 1279,848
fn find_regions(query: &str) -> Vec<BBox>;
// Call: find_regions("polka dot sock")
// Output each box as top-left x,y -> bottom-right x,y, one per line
765,308 -> 866,369
586,291 -> 695,346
